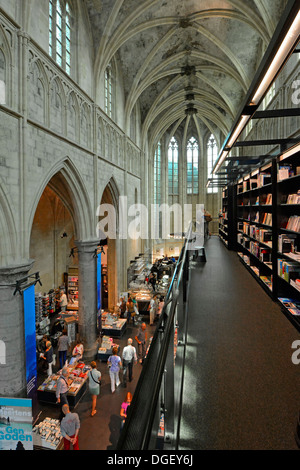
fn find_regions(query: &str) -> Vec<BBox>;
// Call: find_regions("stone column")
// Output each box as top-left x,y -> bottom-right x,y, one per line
0,260 -> 34,398
76,239 -> 99,360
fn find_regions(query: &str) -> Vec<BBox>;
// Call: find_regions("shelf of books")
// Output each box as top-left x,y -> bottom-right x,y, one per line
219,186 -> 229,247
219,185 -> 236,250
236,162 -> 274,296
233,147 -> 300,329
276,149 -> 300,327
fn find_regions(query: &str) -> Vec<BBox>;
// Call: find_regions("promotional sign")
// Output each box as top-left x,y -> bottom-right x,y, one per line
97,252 -> 102,311
0,398 -> 33,450
23,284 -> 37,400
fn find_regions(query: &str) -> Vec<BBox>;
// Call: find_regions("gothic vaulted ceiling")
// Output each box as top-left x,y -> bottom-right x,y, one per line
83,0 -> 288,151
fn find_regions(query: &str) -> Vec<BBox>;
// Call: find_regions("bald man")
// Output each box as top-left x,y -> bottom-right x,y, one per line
60,404 -> 80,450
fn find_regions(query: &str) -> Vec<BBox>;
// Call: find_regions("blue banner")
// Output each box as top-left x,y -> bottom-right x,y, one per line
97,252 -> 101,312
23,285 -> 37,401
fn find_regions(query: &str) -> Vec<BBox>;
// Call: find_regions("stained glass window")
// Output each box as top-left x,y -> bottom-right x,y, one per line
187,137 -> 199,194
168,137 -> 179,195
49,1 -> 72,75
207,134 -> 218,193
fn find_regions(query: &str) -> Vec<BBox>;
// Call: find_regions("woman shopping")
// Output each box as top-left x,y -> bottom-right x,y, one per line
88,361 -> 101,417
107,346 -> 122,393
120,392 -> 132,429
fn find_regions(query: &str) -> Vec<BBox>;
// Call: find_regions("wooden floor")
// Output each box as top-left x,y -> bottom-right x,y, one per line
179,236 -> 300,450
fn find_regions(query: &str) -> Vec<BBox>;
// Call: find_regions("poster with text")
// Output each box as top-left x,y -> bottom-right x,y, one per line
0,398 -> 33,450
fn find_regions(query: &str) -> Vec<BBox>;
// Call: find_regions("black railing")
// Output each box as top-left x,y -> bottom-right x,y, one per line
116,223 -> 194,450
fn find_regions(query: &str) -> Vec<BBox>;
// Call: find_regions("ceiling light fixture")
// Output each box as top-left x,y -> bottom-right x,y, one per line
252,9 -> 300,105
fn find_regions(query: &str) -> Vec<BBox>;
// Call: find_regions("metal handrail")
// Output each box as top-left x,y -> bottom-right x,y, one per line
116,222 -> 193,450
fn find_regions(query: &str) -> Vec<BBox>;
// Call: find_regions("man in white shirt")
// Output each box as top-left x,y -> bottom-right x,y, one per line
60,290 -> 68,312
122,338 -> 137,387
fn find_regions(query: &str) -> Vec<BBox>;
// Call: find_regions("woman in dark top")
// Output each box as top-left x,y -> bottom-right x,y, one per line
41,341 -> 54,376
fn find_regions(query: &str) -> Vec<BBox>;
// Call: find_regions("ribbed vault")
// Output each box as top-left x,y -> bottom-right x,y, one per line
83,0 -> 288,150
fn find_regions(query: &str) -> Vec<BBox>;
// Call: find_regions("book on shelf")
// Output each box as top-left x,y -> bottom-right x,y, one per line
259,229 -> 272,244
265,193 -> 272,205
286,191 -> 300,204
278,164 -> 294,181
280,260 -> 300,283
262,213 -> 272,225
285,215 -> 300,232
258,173 -> 271,187
278,234 -> 296,253
278,297 -> 300,315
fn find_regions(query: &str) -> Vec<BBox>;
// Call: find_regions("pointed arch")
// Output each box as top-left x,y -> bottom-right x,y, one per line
27,157 -> 94,254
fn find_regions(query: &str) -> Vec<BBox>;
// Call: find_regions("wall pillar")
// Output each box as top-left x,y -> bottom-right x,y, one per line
76,239 -> 99,360
0,260 -> 34,397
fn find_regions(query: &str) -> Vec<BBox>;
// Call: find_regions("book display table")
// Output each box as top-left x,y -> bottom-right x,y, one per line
37,363 -> 90,408
101,312 -> 127,337
97,336 -> 120,361
33,417 -> 64,450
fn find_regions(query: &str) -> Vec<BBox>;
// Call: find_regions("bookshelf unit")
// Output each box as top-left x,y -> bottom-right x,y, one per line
219,184 -> 236,250
229,149 -> 300,330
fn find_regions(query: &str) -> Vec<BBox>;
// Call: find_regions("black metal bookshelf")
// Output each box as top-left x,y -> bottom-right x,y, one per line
227,150 -> 300,330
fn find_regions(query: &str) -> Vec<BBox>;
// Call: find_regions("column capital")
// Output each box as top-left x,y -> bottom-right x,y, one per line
75,239 -> 99,253
0,260 -> 35,284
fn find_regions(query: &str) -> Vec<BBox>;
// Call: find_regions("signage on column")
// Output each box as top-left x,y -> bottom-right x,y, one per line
97,251 -> 102,312
0,397 -> 33,450
23,285 -> 37,401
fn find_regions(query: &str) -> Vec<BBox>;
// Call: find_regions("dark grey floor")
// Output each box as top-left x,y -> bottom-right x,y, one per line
179,236 -> 300,450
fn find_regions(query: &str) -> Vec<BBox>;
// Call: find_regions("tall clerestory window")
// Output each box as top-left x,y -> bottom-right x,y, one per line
168,137 -> 179,195
207,134 -> 218,194
154,141 -> 161,206
105,64 -> 113,118
187,137 -> 199,195
154,142 -> 162,237
49,0 -> 72,75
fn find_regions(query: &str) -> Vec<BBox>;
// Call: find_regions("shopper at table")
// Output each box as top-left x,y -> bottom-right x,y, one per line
56,367 -> 70,406
57,329 -> 70,369
60,290 -> 68,313
71,339 -> 84,363
148,295 -> 157,326
60,404 -> 80,450
107,346 -> 122,393
117,297 -> 126,317
126,297 -> 136,325
122,338 -> 137,387
120,392 -> 132,430
88,361 -> 101,417
135,323 -> 147,364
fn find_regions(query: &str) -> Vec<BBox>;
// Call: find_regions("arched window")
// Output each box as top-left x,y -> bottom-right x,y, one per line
154,141 -> 161,206
154,141 -> 162,237
187,137 -> 199,194
49,0 -> 72,75
0,49 -> 6,105
207,134 -> 218,193
168,137 -> 179,195
105,63 -> 113,118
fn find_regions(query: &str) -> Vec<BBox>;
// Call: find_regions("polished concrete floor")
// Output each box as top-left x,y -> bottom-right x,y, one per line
34,236 -> 300,451
179,236 -> 300,450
